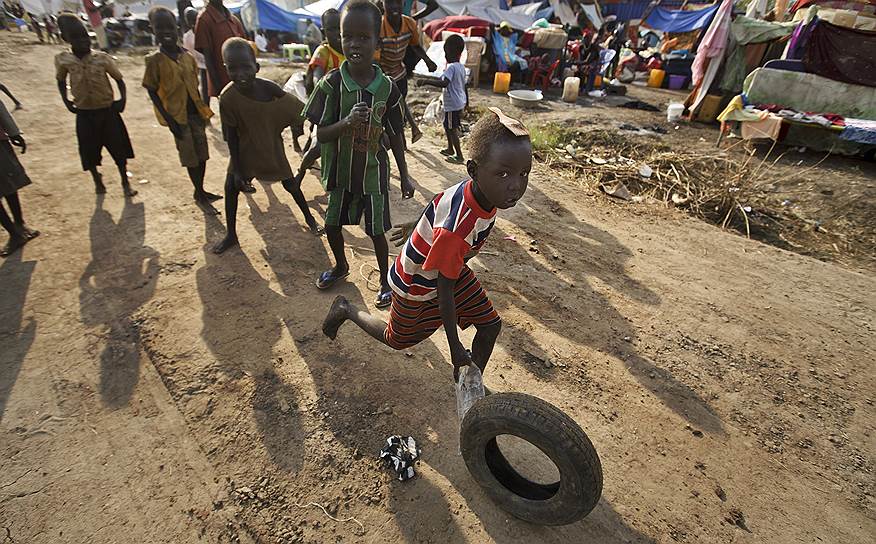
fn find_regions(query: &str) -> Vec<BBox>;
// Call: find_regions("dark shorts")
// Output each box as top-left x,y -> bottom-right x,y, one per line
324,188 -> 391,237
75,108 -> 134,171
0,140 -> 30,198
443,109 -> 462,131
384,266 -> 501,350
395,75 -> 409,97
174,114 -> 209,168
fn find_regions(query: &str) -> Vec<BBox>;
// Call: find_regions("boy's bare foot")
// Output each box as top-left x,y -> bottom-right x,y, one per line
322,295 -> 349,340
411,126 -> 423,144
123,184 -> 138,197
203,191 -> 222,202
1,235 -> 27,257
212,235 -> 238,254
195,193 -> 220,215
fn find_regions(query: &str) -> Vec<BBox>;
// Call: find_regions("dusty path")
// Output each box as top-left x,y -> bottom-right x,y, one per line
1,33 -> 873,543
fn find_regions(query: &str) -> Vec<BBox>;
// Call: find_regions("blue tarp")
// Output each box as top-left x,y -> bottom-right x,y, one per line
602,0 -> 685,22
644,4 -> 720,33
253,0 -> 299,31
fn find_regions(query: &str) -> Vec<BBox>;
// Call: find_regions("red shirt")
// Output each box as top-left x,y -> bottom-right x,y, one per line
194,4 -> 246,97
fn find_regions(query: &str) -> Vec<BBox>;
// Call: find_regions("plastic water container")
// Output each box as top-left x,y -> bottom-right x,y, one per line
456,363 -> 485,428
562,76 -> 581,102
493,72 -> 511,94
667,74 -> 687,90
667,102 -> 685,122
647,68 -> 665,88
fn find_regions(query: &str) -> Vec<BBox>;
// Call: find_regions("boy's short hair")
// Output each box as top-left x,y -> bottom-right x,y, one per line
148,5 -> 175,25
321,8 -> 339,25
444,34 -> 465,58
222,36 -> 256,62
56,12 -> 85,40
468,110 -> 531,163
342,0 -> 382,35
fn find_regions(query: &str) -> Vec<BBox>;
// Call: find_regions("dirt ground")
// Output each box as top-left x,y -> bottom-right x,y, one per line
1,32 -> 874,544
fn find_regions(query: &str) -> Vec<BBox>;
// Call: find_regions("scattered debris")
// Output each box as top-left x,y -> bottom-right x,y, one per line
601,181 -> 632,201
725,508 -> 751,532
617,99 -> 660,112
379,436 -> 420,481
715,486 -> 727,502
292,501 -> 365,535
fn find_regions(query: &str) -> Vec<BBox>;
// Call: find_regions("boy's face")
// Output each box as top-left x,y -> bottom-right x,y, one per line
341,13 -> 377,68
384,0 -> 402,18
69,31 -> 91,56
224,47 -> 259,90
153,13 -> 178,48
470,138 -> 532,210
323,14 -> 341,51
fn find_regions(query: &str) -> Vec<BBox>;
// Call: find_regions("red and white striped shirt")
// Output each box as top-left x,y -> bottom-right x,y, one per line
388,179 -> 496,301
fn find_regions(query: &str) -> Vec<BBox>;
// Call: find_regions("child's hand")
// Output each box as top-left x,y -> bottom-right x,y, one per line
9,135 -> 26,154
346,102 -> 370,128
389,221 -> 416,247
450,343 -> 473,382
426,59 -> 438,72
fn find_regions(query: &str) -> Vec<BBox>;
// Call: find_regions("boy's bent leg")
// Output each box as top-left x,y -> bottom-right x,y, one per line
281,177 -> 322,235
214,172 -> 240,254
322,295 -> 390,343
471,320 -> 501,374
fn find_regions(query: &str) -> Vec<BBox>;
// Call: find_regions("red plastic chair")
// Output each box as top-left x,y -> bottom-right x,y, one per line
530,58 -> 561,91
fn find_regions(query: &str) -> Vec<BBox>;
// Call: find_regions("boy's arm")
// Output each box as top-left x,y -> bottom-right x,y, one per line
0,84 -> 21,108
56,79 -> 76,113
411,44 -> 437,72
417,76 -> 449,88
388,130 -> 410,187
113,78 -> 127,112
316,102 -> 368,143
438,273 -> 473,378
146,89 -> 182,138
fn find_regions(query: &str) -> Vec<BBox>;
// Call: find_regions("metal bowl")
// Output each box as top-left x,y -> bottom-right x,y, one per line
508,89 -> 543,108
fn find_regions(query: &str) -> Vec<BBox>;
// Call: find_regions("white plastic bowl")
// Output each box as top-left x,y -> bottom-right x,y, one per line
508,89 -> 543,108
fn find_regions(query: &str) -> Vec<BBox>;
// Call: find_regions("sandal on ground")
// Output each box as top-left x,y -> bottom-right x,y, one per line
375,290 -> 392,309
439,148 -> 454,156
316,268 -> 349,290
445,155 -> 464,164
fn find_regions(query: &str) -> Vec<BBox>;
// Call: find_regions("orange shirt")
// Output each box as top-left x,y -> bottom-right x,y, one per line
377,15 -> 419,80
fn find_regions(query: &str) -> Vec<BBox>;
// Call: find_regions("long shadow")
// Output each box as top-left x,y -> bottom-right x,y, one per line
488,182 -> 724,435
78,195 -> 159,408
0,252 -> 37,424
195,211 -> 305,473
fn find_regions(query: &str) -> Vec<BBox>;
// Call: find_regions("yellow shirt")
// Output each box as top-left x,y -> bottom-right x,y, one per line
55,51 -> 123,110
308,44 -> 345,73
142,49 -> 213,125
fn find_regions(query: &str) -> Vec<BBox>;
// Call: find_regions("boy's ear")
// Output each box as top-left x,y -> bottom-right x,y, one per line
466,159 -> 477,180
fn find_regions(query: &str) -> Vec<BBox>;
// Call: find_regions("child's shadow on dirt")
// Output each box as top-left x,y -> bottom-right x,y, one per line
0,252 -> 37,424
78,195 -> 159,409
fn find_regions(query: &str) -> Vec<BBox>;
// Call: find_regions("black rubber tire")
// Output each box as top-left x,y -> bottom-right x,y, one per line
460,392 -> 602,526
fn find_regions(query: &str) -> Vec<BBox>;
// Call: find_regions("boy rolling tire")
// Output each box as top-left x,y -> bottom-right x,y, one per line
460,392 -> 602,526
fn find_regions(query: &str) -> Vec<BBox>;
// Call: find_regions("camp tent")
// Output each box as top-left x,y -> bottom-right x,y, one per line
429,0 -> 553,30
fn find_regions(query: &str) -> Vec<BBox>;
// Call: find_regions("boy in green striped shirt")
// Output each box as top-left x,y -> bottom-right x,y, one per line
305,0 -> 411,308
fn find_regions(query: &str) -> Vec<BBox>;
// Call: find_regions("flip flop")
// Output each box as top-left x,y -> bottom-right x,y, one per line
445,155 -> 465,164
309,223 -> 325,236
316,269 -> 349,290
439,148 -> 454,156
240,181 -> 257,194
375,290 -> 392,308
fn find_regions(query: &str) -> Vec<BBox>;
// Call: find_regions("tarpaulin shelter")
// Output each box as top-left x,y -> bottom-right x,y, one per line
801,20 -> 876,86
289,0 -> 347,25
428,0 -> 553,30
644,3 -> 720,32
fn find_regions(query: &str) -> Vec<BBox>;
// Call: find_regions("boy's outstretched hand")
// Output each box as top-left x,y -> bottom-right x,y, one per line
9,135 -> 26,154
389,220 -> 417,247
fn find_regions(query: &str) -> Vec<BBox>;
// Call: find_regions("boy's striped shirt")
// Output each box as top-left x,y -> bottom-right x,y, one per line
389,179 -> 496,301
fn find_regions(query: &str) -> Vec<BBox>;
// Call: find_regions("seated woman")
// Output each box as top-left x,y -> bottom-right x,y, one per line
492,21 -> 528,82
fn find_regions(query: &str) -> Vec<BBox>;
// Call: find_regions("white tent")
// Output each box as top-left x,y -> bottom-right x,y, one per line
430,0 -> 548,30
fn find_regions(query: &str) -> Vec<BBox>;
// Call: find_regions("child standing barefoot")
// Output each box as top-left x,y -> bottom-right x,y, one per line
0,100 -> 39,257
304,0 -> 413,308
55,14 -> 136,197
213,38 -> 323,254
143,7 -> 220,214
322,109 -> 531,378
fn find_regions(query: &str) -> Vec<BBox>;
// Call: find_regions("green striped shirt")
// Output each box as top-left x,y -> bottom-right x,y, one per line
304,62 -> 404,195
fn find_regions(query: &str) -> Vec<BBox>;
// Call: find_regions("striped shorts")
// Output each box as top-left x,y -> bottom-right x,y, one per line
384,266 -> 501,350
325,188 -> 391,236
